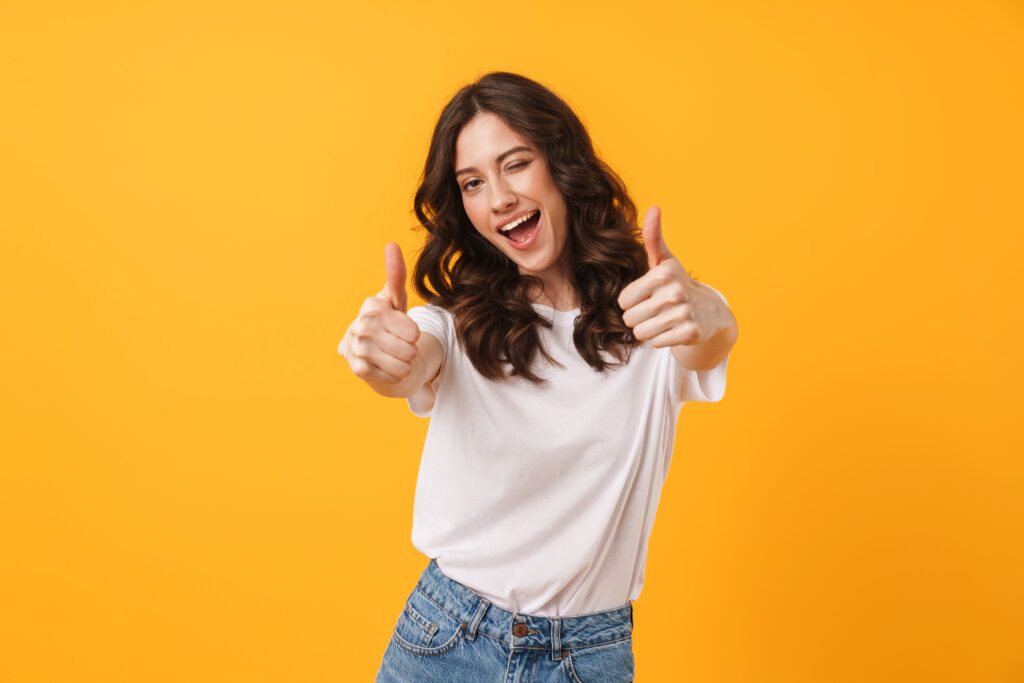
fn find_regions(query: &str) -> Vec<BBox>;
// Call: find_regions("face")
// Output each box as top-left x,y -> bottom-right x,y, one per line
454,112 -> 570,281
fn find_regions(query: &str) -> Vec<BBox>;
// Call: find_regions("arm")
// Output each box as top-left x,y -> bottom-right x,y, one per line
619,206 -> 739,373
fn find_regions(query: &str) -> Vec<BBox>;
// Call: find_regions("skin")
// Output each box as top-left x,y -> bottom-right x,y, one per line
452,112 -> 738,370
618,206 -> 739,371
340,122 -> 739,405
454,112 -> 577,310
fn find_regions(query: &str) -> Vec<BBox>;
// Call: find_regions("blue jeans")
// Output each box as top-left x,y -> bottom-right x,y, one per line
375,558 -> 635,682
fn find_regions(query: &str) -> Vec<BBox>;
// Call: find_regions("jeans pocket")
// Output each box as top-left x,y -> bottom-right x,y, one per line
564,637 -> 635,683
391,586 -> 467,657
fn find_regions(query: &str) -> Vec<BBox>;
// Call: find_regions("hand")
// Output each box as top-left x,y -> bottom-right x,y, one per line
339,243 -> 421,384
617,206 -> 730,348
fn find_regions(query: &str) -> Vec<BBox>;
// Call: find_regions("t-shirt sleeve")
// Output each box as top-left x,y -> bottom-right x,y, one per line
669,284 -> 731,405
405,304 -> 451,418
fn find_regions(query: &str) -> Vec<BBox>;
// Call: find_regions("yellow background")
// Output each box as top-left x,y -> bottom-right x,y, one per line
1,0 -> 1021,681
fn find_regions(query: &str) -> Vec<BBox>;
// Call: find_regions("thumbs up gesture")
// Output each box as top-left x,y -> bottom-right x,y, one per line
377,242 -> 409,313
617,207 -> 730,348
339,243 -> 421,385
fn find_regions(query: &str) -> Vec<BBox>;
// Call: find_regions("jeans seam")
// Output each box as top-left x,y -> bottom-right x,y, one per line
415,585 -> 463,625
413,583 -> 631,653
567,635 -> 633,653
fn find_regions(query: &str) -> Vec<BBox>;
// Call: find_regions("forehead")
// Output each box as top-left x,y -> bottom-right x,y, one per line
454,112 -> 532,166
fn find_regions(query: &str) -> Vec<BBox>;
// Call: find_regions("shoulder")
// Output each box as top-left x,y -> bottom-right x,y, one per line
407,303 -> 452,324
407,302 -> 449,315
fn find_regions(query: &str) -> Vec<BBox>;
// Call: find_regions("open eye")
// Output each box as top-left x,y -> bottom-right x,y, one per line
462,179 -> 481,191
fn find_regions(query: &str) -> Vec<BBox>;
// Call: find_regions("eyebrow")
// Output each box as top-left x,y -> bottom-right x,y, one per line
455,146 -> 533,178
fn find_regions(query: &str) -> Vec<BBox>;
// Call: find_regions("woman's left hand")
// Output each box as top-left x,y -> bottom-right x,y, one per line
618,206 -> 733,348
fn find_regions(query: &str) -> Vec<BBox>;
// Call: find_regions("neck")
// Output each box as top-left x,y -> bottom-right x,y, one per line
534,292 -> 579,311
521,245 -> 578,311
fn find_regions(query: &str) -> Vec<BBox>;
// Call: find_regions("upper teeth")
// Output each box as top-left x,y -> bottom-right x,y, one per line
500,210 -> 538,233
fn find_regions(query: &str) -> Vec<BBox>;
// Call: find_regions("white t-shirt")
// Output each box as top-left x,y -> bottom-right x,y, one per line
403,286 -> 730,617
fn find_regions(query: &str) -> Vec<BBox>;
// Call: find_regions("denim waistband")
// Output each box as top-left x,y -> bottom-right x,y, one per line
414,558 -> 633,656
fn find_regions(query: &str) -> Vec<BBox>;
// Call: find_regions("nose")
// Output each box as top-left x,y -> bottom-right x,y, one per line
490,177 -> 517,214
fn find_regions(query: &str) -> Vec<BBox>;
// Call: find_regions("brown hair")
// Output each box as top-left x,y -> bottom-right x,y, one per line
411,71 -> 648,384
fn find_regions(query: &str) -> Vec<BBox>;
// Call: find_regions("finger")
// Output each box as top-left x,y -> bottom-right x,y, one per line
383,242 -> 408,312
648,320 -> 701,348
362,363 -> 404,384
617,269 -> 667,311
381,308 -> 421,345
365,345 -> 413,379
376,328 -> 419,363
347,332 -> 413,373
633,307 -> 695,345
364,368 -> 403,385
642,206 -> 674,270
345,354 -> 403,384
622,289 -> 682,328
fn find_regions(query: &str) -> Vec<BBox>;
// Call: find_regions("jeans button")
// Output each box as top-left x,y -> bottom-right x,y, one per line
513,623 -> 529,637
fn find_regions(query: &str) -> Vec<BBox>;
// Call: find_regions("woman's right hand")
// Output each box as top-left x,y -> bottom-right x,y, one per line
339,243 -> 421,388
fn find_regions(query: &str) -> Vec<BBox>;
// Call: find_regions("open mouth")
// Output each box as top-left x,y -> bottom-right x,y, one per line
498,210 -> 541,243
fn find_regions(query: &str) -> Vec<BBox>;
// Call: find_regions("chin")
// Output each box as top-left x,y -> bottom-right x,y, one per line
516,255 -> 556,276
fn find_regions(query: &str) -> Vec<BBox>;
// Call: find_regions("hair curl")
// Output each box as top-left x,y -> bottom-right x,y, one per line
411,71 -> 649,384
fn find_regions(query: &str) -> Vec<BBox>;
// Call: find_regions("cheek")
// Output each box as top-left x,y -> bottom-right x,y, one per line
474,213 -> 492,237
462,199 -> 488,234
536,177 -> 564,216
543,191 -> 567,231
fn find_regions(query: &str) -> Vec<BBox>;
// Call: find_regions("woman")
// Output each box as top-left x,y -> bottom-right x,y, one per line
339,71 -> 739,682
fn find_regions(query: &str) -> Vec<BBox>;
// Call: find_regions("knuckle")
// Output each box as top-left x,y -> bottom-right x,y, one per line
354,337 -> 374,356
351,321 -> 369,339
363,317 -> 385,336
667,283 -> 687,300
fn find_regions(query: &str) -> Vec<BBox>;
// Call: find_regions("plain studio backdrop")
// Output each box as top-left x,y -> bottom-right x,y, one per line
0,1 -> 1021,681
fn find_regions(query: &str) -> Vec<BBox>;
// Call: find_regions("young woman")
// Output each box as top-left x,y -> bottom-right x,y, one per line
340,71 -> 739,682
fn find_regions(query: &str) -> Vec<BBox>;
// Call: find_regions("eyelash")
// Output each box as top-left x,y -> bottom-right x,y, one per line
462,161 -> 529,192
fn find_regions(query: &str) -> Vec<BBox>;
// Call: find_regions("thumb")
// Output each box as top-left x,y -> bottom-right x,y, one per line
380,242 -> 408,313
642,206 -> 674,270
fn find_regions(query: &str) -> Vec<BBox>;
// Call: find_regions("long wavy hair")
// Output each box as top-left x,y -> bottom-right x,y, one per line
412,71 -> 649,384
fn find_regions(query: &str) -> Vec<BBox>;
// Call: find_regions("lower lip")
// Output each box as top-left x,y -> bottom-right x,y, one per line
501,215 -> 542,251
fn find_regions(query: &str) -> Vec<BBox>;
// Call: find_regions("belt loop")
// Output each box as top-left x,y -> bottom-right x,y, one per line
550,617 -> 562,661
466,596 -> 490,641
